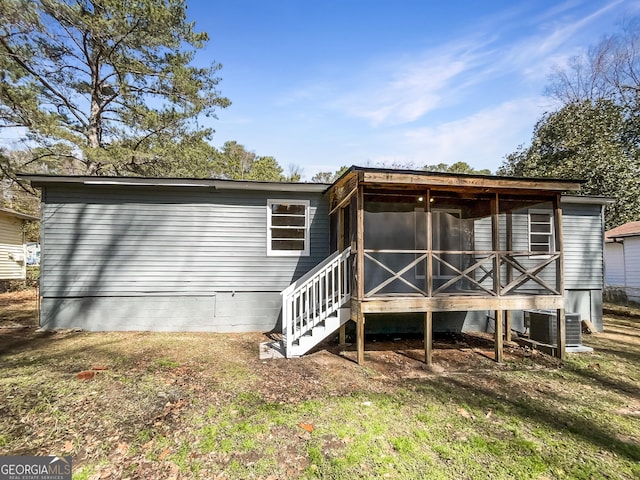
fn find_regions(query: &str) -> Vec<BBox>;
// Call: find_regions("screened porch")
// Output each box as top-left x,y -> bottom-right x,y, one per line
327,168 -> 583,365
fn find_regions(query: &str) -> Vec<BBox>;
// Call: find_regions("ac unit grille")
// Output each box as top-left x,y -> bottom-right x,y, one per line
527,310 -> 582,347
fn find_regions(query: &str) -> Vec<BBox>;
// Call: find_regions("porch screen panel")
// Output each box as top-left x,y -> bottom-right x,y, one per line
363,192 -> 426,296
430,193 -> 490,295
499,197 -> 557,295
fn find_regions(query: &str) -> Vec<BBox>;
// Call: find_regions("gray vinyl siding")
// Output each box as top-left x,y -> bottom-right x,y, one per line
0,213 -> 25,280
562,203 -> 604,290
604,242 -> 625,286
41,185 -> 329,297
39,184 -> 329,332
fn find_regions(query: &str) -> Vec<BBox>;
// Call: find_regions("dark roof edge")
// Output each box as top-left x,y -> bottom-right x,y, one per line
561,195 -> 615,205
18,174 -> 330,193
345,165 -> 587,185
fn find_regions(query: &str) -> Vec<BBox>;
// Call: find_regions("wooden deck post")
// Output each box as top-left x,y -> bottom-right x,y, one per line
424,311 -> 432,365
339,324 -> 346,345
356,312 -> 365,365
504,311 -> 512,342
356,180 -> 365,365
495,309 -> 503,362
491,194 -> 503,362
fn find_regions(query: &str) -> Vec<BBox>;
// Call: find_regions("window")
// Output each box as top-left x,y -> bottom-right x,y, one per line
529,210 -> 553,253
267,199 -> 310,256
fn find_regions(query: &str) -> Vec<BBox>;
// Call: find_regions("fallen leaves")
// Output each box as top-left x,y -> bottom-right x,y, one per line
157,446 -> 171,461
456,407 -> 474,419
153,399 -> 187,425
77,366 -> 109,380
298,422 -> 314,433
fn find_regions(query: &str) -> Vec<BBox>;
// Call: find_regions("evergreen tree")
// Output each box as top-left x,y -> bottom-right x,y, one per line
0,0 -> 229,180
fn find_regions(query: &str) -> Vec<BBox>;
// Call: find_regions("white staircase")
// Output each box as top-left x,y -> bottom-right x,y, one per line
281,247 -> 352,358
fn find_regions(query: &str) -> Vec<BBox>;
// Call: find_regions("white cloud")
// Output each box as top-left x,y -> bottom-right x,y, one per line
323,1 -> 629,129
331,41 -> 486,126
500,0 -> 626,81
392,98 -> 547,171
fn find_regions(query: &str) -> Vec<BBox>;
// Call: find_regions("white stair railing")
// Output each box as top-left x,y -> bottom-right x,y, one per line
281,247 -> 352,357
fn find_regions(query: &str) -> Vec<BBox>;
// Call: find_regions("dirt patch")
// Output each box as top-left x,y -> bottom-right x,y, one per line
0,288 -> 39,328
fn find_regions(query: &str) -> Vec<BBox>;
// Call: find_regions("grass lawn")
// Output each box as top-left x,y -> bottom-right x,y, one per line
0,289 -> 639,479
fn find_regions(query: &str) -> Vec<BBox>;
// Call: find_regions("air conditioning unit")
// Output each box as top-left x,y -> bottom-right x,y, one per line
526,310 -> 582,347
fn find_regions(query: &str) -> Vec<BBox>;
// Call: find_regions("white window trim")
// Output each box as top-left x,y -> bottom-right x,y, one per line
267,199 -> 310,257
528,208 -> 554,255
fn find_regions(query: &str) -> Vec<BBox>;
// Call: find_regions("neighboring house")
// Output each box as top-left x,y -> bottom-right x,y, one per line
25,242 -> 41,266
22,167 -> 610,363
0,208 -> 39,280
605,221 -> 640,302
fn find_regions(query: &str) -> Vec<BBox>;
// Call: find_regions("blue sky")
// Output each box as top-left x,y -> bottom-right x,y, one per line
187,0 -> 640,179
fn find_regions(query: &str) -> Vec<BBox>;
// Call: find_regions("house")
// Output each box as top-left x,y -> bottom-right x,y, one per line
605,221 -> 640,302
22,167 -> 610,363
0,207 -> 39,280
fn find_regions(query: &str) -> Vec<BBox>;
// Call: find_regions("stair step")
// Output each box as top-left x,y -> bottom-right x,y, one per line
288,307 -> 350,356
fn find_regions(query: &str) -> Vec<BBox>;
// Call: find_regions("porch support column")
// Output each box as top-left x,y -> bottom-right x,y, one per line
356,180 -> 365,364
553,194 -> 566,360
504,311 -> 512,342
494,309 -> 504,363
339,324 -> 346,346
424,311 -> 432,366
491,193 -> 503,362
357,312 -> 365,365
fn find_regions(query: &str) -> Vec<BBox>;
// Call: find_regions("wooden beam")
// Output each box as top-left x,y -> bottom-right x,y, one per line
495,309 -> 504,362
500,254 -> 561,295
361,171 -> 582,192
505,310 -> 512,342
360,295 -> 564,313
329,185 -> 358,216
327,170 -> 358,207
424,311 -> 432,365
339,324 -> 346,346
491,193 -> 502,316
364,252 -> 427,296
